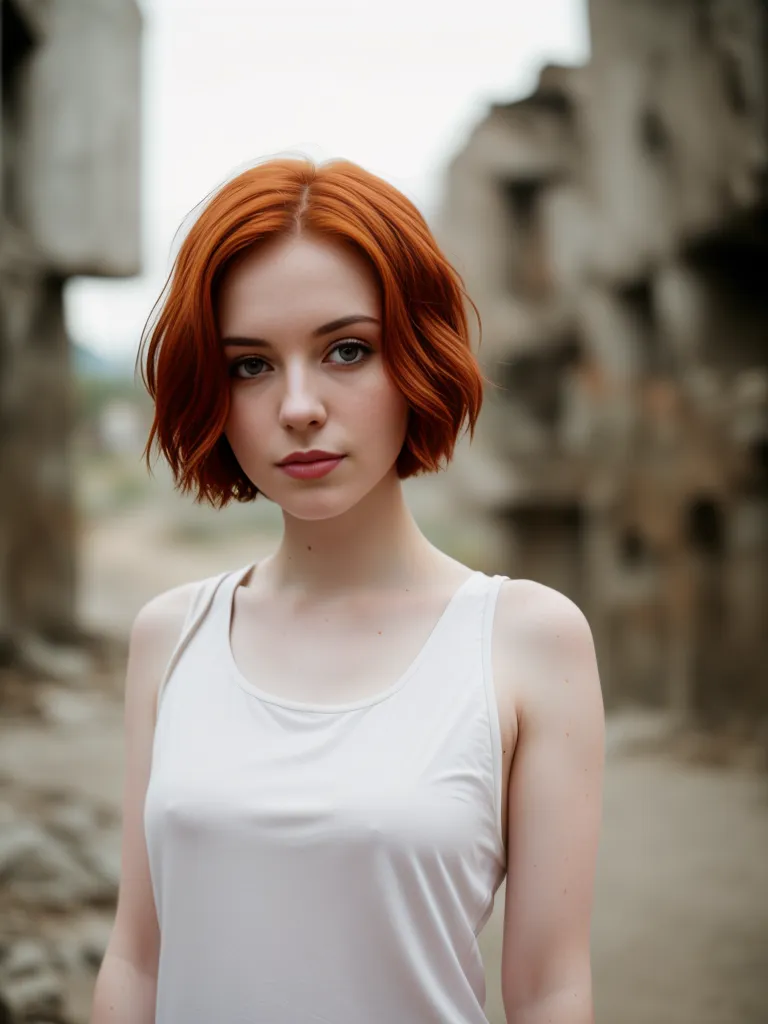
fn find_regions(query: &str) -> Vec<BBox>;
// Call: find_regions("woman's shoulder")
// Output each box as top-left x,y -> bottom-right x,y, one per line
494,577 -> 601,716
127,580 -> 201,676
129,565 -> 239,654
125,569 -> 241,718
495,577 -> 592,634
133,579 -> 198,632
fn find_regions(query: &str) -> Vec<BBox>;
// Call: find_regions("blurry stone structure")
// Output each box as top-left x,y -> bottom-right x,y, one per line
0,0 -> 141,670
438,0 -> 768,719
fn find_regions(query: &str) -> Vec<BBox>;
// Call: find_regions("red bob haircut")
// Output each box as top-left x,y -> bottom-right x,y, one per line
140,156 -> 485,507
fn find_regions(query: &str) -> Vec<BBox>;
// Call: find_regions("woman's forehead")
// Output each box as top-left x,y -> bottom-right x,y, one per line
217,236 -> 381,332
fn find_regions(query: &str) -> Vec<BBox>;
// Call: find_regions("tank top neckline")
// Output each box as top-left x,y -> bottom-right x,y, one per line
222,564 -> 487,715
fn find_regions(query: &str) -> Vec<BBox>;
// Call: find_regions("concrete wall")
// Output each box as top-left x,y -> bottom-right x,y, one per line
0,0 -> 142,660
12,0 -> 142,276
437,0 -> 768,718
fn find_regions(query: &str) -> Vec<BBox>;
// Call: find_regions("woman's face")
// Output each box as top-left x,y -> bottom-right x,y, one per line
217,232 -> 409,520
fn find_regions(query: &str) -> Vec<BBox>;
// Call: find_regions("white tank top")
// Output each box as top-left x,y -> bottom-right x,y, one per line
144,564 -> 509,1023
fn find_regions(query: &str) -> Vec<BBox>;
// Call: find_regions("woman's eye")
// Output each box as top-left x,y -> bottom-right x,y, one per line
326,341 -> 371,365
229,341 -> 371,379
230,357 -> 267,379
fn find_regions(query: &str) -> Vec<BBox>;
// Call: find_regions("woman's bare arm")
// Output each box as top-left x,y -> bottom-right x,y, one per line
89,582 -> 196,1024
498,582 -> 605,1024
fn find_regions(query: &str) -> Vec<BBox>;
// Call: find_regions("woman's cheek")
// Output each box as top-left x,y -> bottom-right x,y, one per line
224,416 -> 262,473
356,371 -> 408,423
227,391 -> 266,440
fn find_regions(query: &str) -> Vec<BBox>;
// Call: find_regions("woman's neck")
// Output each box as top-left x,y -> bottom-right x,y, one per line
256,473 -> 443,597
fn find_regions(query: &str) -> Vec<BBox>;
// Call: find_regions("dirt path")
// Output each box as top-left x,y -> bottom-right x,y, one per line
482,727 -> 768,1023
3,512 -> 767,1024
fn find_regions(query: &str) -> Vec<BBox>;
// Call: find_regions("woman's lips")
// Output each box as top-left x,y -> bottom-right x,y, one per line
278,456 -> 346,480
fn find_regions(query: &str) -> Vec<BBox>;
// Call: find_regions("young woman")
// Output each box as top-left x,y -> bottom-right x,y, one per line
90,157 -> 604,1024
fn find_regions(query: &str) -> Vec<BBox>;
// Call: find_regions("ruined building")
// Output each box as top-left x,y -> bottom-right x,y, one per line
0,0 -> 141,671
437,0 -> 768,717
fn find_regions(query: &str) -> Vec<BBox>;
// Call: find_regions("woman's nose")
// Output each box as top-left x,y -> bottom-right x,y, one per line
277,364 -> 327,431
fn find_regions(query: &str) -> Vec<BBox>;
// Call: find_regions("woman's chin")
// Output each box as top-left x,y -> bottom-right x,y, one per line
275,489 -> 362,523
253,462 -> 398,522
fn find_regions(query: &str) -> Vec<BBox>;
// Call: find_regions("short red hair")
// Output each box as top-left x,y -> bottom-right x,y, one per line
140,156 -> 485,506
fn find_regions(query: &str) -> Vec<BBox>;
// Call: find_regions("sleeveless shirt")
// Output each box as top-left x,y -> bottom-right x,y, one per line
143,564 -> 509,1023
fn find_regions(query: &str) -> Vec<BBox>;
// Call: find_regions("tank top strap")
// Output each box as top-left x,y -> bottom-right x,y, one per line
420,569 -> 509,713
479,573 -> 509,844
478,573 -> 510,655
442,569 -> 509,646
154,563 -> 255,719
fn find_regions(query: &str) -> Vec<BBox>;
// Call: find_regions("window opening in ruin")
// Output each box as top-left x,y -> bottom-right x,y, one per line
687,498 -> 724,555
693,1 -> 714,44
500,179 -> 552,302
684,231 -> 768,368
535,88 -> 574,120
497,336 -> 580,432
617,279 -> 671,375
721,52 -> 750,116
687,232 -> 767,296
2,2 -> 35,224
498,352 -> 555,424
502,504 -> 585,605
749,438 -> 768,495
639,106 -> 671,160
620,528 -> 649,566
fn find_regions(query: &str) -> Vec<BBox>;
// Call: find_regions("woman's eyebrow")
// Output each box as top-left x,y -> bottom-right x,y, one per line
221,314 -> 380,348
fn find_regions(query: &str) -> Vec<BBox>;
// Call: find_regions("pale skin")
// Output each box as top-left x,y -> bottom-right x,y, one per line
90,231 -> 604,1024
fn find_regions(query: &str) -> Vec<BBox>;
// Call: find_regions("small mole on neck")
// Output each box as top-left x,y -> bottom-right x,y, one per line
307,545 -> 312,551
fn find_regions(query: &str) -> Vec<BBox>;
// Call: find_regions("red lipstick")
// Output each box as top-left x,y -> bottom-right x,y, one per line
277,450 -> 346,480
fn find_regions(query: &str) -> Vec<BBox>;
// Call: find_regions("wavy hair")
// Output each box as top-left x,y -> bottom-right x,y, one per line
139,156 -> 485,506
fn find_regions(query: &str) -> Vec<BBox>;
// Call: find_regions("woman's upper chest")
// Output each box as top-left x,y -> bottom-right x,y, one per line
153,567 -> 522,852
227,572 -> 521,846
228,579 -> 471,705
153,573 -> 508,858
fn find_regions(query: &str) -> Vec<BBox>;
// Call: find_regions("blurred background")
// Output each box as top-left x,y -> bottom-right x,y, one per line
1,0 -> 767,1022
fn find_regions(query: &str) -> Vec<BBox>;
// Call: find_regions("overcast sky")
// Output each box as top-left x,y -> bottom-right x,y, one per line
65,0 -> 589,359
